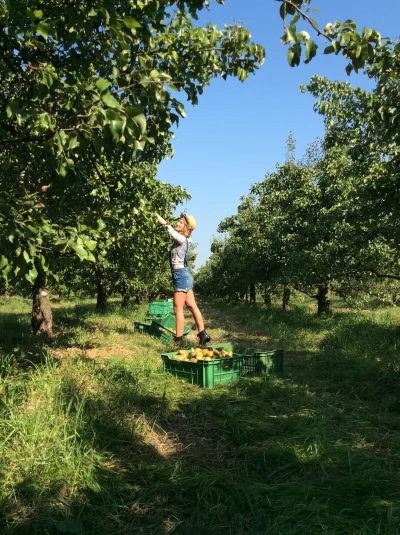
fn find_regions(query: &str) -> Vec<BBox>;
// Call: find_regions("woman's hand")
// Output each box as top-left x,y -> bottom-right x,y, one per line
156,213 -> 167,227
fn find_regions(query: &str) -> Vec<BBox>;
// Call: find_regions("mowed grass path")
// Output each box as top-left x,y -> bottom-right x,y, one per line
1,295 -> 400,534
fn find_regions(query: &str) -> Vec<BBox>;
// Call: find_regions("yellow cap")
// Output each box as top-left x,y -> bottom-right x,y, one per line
183,214 -> 196,230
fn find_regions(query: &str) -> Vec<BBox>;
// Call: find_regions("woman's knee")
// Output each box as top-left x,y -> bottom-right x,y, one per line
174,305 -> 184,314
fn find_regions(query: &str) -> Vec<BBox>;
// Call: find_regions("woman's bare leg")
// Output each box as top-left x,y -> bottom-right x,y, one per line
185,290 -> 204,332
173,291 -> 186,337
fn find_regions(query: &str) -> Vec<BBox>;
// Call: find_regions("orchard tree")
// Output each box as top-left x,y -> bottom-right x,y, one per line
65,161 -> 190,311
306,76 -> 400,285
203,132 -> 399,314
1,0 -> 265,169
0,0 -> 265,335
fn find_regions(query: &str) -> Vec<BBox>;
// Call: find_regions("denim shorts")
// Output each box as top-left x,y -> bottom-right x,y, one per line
171,267 -> 194,293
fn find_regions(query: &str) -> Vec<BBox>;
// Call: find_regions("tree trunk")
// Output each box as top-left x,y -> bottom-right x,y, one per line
135,293 -> 142,304
31,263 -> 53,340
96,266 -> 108,311
239,291 -> 245,301
121,281 -> 130,307
264,285 -> 272,307
282,285 -> 290,312
317,285 -> 330,315
250,284 -> 256,304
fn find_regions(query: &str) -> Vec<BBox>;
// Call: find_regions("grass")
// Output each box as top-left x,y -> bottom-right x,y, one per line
1,295 -> 400,534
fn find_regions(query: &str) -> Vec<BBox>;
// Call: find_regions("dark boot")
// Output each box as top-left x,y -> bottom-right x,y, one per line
197,330 -> 211,346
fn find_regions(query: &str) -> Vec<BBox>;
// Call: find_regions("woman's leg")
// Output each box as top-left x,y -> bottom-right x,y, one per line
173,291 -> 187,337
185,290 -> 204,332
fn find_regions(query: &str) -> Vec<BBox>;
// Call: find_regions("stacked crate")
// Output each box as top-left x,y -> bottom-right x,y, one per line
134,300 -> 191,344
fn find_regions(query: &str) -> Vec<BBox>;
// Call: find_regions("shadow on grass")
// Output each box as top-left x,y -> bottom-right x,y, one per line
2,299 -> 400,534
0,301 -> 143,360
4,362 -> 400,535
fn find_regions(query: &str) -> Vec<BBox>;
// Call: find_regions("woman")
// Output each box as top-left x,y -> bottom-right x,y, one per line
156,212 -> 211,346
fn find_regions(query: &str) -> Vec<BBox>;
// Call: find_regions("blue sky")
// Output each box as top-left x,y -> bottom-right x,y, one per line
157,0 -> 400,270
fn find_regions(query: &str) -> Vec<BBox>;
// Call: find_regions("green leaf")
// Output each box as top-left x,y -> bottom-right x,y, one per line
23,250 -> 31,264
27,7 -> 36,22
6,102 -> 22,118
176,103 -> 186,118
71,243 -> 88,260
305,39 -> 318,63
341,19 -> 358,31
0,256 -> 8,270
99,8 -> 110,24
25,265 -> 38,284
102,92 -> 120,109
287,47 -> 300,67
167,84 -> 179,92
125,106 -> 146,135
37,21 -> 53,40
123,16 -> 141,29
324,45 -> 335,55
96,78 -> 111,92
84,239 -> 97,251
105,109 -> 125,140
67,135 -> 80,151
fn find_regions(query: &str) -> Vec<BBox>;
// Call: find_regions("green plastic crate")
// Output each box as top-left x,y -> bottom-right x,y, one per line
149,318 -> 191,345
133,321 -> 151,334
145,311 -> 172,323
162,352 -> 243,388
147,301 -> 174,318
150,313 -> 178,330
242,348 -> 284,377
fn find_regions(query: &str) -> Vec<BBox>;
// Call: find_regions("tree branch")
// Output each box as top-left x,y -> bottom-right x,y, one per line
293,286 -> 318,299
277,0 -> 333,40
371,271 -> 400,281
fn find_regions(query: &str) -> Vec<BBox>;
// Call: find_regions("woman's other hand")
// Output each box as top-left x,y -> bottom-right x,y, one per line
156,213 -> 167,227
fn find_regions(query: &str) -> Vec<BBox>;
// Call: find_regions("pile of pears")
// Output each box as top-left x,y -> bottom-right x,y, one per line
172,347 -> 233,362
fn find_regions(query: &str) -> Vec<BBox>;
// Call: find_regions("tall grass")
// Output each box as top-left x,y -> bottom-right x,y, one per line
1,296 -> 400,534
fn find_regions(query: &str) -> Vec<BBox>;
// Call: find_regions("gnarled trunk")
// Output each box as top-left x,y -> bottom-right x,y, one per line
317,285 -> 330,315
282,285 -> 290,312
31,263 -> 53,340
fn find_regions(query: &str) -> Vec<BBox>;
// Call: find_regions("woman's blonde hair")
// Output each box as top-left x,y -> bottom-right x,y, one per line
180,216 -> 193,238
181,214 -> 196,238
